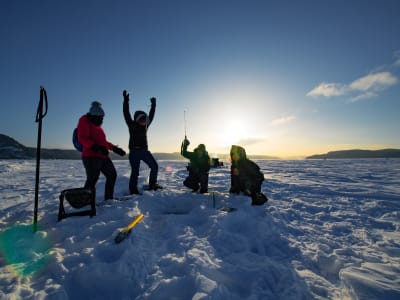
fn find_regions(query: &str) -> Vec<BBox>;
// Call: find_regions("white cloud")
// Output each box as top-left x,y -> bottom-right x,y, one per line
306,82 -> 348,97
271,115 -> 296,126
349,92 -> 377,103
307,71 -> 398,100
394,50 -> 400,67
349,72 -> 398,91
237,137 -> 264,146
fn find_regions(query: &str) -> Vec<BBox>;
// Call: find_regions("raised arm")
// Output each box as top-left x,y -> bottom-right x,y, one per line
123,90 -> 134,125
181,140 -> 188,156
147,97 -> 156,126
181,139 -> 194,160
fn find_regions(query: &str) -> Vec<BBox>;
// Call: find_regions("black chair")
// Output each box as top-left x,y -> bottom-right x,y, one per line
58,188 -> 96,221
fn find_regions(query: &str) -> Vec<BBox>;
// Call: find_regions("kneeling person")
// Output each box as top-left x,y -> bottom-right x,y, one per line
181,139 -> 210,193
229,145 -> 268,205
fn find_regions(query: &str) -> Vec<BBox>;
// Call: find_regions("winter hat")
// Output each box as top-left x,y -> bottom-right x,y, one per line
89,101 -> 105,117
134,110 -> 147,122
195,144 -> 206,154
230,145 -> 246,160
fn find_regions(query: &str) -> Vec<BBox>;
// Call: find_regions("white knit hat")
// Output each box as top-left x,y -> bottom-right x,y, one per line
89,101 -> 105,116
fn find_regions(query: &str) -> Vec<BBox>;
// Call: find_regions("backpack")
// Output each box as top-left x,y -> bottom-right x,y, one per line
72,128 -> 83,152
240,159 -> 264,183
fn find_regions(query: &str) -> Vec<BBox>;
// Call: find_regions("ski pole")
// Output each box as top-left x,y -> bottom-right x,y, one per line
33,86 -> 48,233
212,192 -> 216,208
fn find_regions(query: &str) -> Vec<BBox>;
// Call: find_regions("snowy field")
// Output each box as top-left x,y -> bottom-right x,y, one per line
0,158 -> 399,300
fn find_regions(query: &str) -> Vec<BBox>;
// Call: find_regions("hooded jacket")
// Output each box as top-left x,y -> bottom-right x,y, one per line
123,99 -> 155,150
181,142 -> 210,173
230,145 -> 264,194
77,114 -> 114,158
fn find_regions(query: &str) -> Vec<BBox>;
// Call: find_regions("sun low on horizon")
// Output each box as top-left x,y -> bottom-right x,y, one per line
0,1 -> 399,159
167,79 -> 278,157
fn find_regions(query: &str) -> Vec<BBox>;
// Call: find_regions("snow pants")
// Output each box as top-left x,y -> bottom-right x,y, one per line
82,156 -> 117,200
129,148 -> 158,193
184,168 -> 209,193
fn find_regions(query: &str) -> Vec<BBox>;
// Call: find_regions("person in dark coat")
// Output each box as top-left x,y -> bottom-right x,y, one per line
123,90 -> 160,194
77,101 -> 126,200
229,145 -> 268,205
181,138 -> 210,193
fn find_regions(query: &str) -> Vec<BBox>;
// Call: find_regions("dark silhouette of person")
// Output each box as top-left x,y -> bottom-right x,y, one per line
77,101 -> 126,200
229,145 -> 268,205
123,90 -> 160,194
181,138 -> 210,193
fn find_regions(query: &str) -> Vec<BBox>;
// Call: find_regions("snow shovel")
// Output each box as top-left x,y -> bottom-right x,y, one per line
114,213 -> 144,244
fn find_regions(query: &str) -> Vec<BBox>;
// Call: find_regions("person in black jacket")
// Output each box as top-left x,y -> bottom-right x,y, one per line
229,145 -> 268,205
181,138 -> 210,193
123,90 -> 160,194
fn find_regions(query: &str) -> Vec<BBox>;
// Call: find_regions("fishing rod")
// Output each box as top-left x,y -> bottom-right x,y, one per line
184,110 -> 187,139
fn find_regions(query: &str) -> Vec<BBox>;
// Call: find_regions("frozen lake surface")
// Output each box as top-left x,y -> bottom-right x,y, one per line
0,158 -> 399,299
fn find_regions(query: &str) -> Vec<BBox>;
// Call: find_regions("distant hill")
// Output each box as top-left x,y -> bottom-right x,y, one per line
0,133 -> 278,160
0,133 -> 82,159
306,149 -> 400,159
0,134 -> 178,160
213,154 -> 278,160
0,133 -> 182,160
0,134 -> 29,158
0,133 -> 181,160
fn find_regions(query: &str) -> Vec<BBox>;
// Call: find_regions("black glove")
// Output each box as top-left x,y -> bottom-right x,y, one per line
229,187 -> 240,194
150,97 -> 156,105
91,144 -> 108,155
113,146 -> 126,156
123,90 -> 129,101
183,139 -> 190,147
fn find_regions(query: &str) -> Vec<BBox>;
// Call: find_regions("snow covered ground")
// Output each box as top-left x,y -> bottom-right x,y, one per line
0,158 -> 399,300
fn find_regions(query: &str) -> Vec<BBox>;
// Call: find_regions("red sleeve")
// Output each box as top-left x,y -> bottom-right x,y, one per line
77,115 -> 114,157
106,141 -> 114,150
77,116 -> 94,150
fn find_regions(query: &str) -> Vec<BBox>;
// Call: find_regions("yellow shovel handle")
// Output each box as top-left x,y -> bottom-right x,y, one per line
125,213 -> 144,231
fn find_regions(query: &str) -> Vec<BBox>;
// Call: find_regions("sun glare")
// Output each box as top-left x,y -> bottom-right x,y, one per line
220,119 -> 246,146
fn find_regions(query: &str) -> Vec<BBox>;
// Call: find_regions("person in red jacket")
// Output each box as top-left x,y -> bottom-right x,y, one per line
77,101 -> 126,200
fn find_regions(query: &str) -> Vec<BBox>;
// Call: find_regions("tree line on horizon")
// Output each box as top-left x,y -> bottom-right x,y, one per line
1,133 -> 399,160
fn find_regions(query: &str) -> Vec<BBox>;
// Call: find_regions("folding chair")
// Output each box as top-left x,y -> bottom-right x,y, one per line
58,188 -> 96,221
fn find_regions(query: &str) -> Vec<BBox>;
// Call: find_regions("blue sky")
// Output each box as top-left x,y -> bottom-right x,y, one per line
1,0 -> 399,158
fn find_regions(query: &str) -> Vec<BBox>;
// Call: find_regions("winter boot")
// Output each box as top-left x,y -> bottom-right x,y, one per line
251,192 -> 268,206
130,187 -> 141,195
148,183 -> 163,191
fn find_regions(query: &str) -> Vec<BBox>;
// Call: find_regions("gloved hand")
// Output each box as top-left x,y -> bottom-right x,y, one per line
229,187 -> 240,194
113,146 -> 126,156
91,144 -> 108,155
183,138 -> 190,146
123,90 -> 129,101
150,97 -> 156,105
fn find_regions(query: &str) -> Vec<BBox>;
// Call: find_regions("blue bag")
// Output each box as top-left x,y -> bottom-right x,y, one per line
72,128 -> 83,152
